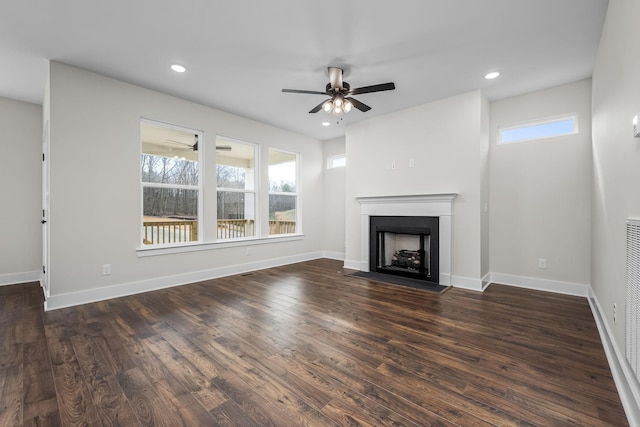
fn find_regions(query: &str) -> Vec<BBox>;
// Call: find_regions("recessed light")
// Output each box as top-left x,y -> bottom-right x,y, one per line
322,122 -> 331,127
171,64 -> 186,73
485,71 -> 500,80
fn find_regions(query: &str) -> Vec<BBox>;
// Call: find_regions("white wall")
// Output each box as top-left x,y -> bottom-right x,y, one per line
480,95 -> 491,281
323,137 -> 346,258
344,90 -> 488,287
0,97 -> 42,284
490,80 -> 592,288
47,62 -> 324,305
592,0 -> 640,389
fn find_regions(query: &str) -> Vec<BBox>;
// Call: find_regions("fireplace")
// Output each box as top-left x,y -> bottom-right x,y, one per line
355,193 -> 456,286
370,216 -> 439,283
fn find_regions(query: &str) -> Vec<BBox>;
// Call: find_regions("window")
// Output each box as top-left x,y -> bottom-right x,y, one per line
216,137 -> 257,240
141,120 -> 201,245
268,149 -> 298,235
327,153 -> 346,169
498,114 -> 578,145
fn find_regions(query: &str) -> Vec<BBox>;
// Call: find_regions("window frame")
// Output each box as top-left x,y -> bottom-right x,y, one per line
497,113 -> 578,145
139,119 -> 203,247
137,129 -> 305,257
268,148 -> 300,236
215,136 -> 259,241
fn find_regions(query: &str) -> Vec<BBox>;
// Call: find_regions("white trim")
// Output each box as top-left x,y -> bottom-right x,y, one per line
343,259 -> 366,271
588,288 -> 640,426
322,251 -> 345,261
490,272 -> 589,297
452,274 -> 487,291
0,270 -> 41,286
137,233 -> 304,257
45,250 -> 324,311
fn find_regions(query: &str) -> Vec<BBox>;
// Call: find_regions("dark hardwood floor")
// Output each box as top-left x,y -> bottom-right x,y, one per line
0,258 -> 629,426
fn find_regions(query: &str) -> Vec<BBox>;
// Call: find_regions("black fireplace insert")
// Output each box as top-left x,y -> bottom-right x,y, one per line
369,216 -> 439,284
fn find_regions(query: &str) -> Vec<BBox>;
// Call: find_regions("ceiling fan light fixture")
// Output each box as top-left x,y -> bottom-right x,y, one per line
323,100 -> 333,112
344,101 -> 353,113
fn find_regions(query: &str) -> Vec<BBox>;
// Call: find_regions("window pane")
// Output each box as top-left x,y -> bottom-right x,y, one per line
216,164 -> 247,189
142,154 -> 198,185
499,115 -> 577,144
217,191 -> 255,239
269,194 -> 296,235
142,187 -> 198,245
140,120 -> 201,246
328,154 -> 346,169
269,150 -> 296,192
216,138 -> 255,190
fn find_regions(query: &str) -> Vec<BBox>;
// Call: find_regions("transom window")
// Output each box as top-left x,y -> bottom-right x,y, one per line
327,154 -> 346,169
498,114 -> 578,145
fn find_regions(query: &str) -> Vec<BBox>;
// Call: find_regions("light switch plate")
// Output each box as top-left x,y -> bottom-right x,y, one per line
634,114 -> 639,138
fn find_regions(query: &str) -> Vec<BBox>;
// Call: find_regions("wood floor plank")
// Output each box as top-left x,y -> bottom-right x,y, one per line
0,364 -> 23,427
44,324 -> 101,427
69,333 -> 141,426
0,259 -> 630,426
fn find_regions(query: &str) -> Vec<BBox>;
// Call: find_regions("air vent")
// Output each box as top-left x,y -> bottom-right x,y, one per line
626,219 -> 640,381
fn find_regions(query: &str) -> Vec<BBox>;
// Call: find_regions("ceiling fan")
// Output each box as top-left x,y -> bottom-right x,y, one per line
282,67 -> 395,114
166,135 -> 232,152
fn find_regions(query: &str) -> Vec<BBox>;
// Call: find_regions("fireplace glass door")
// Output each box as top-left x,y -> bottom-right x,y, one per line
369,216 -> 439,284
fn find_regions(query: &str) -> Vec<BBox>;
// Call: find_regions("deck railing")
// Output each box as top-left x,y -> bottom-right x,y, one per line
143,218 -> 296,244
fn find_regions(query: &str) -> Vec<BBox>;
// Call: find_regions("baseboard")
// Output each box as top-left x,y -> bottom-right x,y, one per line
322,251 -> 345,261
489,272 -> 589,297
588,288 -> 640,426
45,251 -> 324,311
0,270 -> 40,287
343,259 -> 366,271
451,274 -> 487,291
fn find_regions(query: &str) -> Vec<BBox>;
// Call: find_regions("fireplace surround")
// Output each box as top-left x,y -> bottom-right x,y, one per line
356,193 -> 456,285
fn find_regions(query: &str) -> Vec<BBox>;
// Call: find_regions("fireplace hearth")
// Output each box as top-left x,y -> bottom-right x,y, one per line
370,216 -> 439,284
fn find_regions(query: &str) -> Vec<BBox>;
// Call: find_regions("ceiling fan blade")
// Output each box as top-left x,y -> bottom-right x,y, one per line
309,100 -> 329,114
348,82 -> 396,95
328,67 -> 343,90
346,97 -> 371,112
282,88 -> 329,95
166,139 -> 192,147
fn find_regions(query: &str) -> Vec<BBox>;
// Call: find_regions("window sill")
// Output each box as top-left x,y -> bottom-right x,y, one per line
136,234 -> 305,257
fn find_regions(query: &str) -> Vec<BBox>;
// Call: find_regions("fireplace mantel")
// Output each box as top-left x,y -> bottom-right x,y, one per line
356,193 -> 457,285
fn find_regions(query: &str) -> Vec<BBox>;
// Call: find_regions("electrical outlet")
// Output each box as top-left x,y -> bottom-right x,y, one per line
538,258 -> 546,269
391,161 -> 397,170
102,264 -> 111,276
613,303 -> 617,323
409,159 -> 415,168
245,247 -> 251,256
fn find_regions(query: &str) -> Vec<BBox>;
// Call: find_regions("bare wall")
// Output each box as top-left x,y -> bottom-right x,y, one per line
592,0 -> 640,362
0,97 -> 42,282
323,137 -> 346,257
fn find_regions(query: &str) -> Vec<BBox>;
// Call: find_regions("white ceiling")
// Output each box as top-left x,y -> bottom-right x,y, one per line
0,0 -> 608,141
